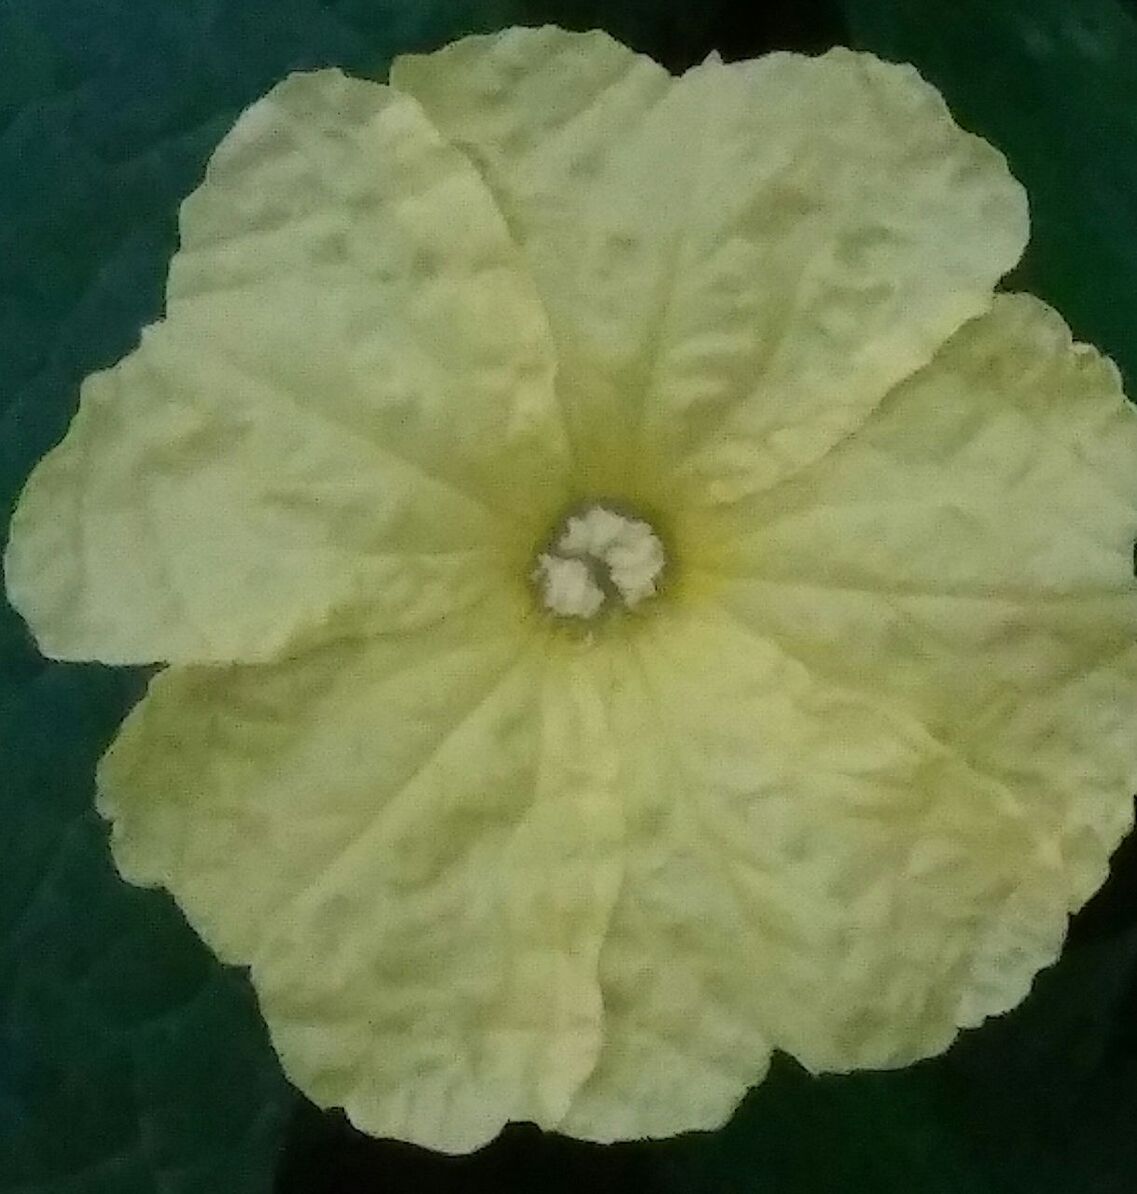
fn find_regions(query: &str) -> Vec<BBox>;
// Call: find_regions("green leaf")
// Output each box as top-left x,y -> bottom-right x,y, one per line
0,647 -> 295,1194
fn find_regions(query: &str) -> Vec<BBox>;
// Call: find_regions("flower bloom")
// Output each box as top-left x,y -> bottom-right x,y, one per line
7,25 -> 1137,1154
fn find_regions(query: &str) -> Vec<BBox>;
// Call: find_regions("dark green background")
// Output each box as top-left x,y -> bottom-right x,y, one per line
2,1 -> 1136,1190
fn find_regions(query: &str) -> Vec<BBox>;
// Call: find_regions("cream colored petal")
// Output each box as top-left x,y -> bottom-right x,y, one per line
97,611 -> 623,1153
392,28 -> 1026,508
556,631 -> 773,1143
702,294 -> 1137,941
5,68 -> 567,665
560,605 -> 1068,1142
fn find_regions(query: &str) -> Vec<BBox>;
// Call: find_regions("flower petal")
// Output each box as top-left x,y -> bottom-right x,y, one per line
96,610 -> 623,1153
556,631 -> 774,1142
5,68 -> 568,665
560,604 -> 1068,1141
702,294 -> 1137,937
392,27 -> 1027,506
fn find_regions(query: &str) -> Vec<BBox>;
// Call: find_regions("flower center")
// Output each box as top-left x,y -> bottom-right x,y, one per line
532,505 -> 666,619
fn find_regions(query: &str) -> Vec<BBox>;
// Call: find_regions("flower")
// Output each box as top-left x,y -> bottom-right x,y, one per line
6,23 -> 1137,1154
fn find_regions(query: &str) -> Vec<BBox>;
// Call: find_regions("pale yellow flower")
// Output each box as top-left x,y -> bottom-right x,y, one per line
6,25 -> 1137,1154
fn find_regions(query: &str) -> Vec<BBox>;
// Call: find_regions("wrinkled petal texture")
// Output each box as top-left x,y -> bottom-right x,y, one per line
5,68 -> 569,665
98,604 -> 624,1153
561,300 -> 1137,1140
392,26 -> 1028,510
561,604 -> 1067,1140
698,293 -> 1137,931
10,24 -> 1136,1156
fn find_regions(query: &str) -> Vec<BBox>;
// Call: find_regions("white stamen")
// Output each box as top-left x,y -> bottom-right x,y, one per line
532,554 -> 605,619
533,506 -> 665,619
